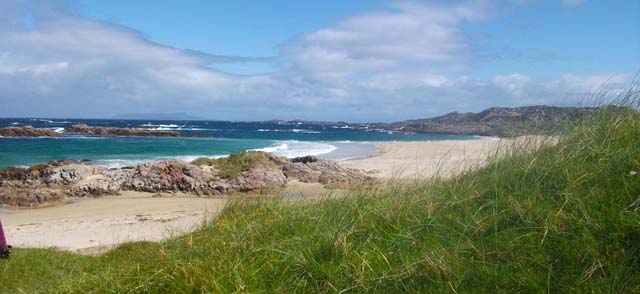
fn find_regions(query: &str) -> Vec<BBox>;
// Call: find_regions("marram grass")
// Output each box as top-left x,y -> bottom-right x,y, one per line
1,94 -> 639,293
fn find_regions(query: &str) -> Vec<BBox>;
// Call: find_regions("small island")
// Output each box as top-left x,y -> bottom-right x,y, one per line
0,124 -> 207,138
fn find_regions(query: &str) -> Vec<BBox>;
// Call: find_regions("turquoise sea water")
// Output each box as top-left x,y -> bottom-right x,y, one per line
0,118 -> 480,168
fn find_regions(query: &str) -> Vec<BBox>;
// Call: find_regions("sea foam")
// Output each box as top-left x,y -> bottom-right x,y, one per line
251,140 -> 337,158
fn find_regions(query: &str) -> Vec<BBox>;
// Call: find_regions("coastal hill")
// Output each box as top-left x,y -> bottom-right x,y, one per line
383,105 -> 599,137
276,105 -> 601,137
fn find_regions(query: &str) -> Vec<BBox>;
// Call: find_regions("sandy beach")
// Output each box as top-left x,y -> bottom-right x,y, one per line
341,138 -> 505,179
1,139 -> 506,252
2,192 -> 226,253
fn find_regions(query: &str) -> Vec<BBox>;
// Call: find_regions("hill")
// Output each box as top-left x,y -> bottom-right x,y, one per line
383,105 -> 600,137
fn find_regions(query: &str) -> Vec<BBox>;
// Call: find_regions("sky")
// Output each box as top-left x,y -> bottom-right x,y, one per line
0,0 -> 638,122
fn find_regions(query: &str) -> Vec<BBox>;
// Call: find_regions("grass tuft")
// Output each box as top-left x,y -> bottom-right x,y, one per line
191,151 -> 276,179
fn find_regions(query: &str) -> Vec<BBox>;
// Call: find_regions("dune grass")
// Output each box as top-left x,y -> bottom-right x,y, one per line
191,151 -> 276,179
1,94 -> 639,292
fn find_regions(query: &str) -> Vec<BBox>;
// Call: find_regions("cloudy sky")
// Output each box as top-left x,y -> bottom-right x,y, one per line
0,0 -> 638,121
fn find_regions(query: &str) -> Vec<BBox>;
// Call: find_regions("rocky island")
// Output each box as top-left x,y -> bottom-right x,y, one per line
64,124 -> 205,137
0,126 -> 62,137
0,124 -> 206,138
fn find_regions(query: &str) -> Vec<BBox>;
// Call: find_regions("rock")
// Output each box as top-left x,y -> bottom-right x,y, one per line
0,126 -> 61,137
0,151 -> 370,207
210,182 -> 231,194
65,124 -> 205,138
122,160 -> 212,194
291,155 -> 319,164
281,163 -> 322,182
0,184 -> 67,207
44,164 -> 108,185
70,175 -> 122,196
264,153 -> 290,165
281,160 -> 372,188
228,168 -> 287,192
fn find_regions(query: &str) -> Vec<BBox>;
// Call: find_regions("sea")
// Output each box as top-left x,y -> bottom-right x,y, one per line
0,118 -> 480,168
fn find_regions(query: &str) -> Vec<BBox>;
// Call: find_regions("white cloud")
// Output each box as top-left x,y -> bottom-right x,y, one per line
0,0 -> 630,122
561,73 -> 631,92
282,1 -> 492,83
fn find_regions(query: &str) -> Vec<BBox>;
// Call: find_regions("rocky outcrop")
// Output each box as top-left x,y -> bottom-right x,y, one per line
64,124 -> 204,137
0,152 -> 372,207
0,185 -> 67,207
228,168 -> 287,192
0,126 -> 62,137
280,156 -> 371,188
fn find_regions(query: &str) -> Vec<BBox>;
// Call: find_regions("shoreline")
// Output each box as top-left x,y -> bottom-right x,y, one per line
338,138 -> 502,178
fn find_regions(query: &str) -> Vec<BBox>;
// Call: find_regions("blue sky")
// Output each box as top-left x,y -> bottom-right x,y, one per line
0,0 -> 638,121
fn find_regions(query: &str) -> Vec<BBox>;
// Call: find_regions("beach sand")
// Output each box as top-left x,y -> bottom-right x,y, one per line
1,182 -> 330,253
2,138 -> 511,253
340,138 -> 505,179
2,192 -> 225,254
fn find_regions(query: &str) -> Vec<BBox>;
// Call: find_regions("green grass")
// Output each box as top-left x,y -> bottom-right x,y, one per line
191,151 -> 276,179
2,96 -> 639,292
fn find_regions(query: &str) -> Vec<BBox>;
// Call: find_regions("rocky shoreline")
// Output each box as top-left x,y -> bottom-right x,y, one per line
0,126 -> 62,137
0,152 -> 372,207
0,124 -> 206,138
64,124 -> 206,137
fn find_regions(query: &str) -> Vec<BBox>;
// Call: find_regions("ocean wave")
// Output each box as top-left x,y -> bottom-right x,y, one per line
92,154 -> 229,168
148,127 -> 207,131
173,155 -> 227,162
10,122 -> 20,125
256,128 -> 321,134
140,123 -> 182,128
473,135 -> 500,140
91,159 -> 152,169
49,127 -> 65,133
291,129 -> 321,134
59,141 -> 338,169
251,140 -> 337,158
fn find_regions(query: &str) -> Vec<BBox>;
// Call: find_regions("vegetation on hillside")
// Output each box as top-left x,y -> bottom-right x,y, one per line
1,90 -> 638,293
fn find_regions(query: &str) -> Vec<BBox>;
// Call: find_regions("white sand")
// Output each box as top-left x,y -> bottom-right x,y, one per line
339,138 -> 507,178
1,192 -> 225,253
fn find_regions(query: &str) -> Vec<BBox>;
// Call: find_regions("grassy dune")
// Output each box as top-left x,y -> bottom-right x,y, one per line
191,151 -> 276,179
1,95 -> 639,292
